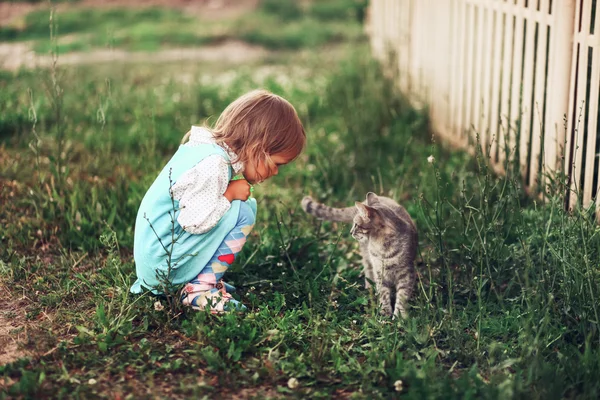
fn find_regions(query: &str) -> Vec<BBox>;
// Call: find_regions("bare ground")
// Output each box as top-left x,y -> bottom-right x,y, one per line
0,284 -> 32,366
0,40 -> 270,70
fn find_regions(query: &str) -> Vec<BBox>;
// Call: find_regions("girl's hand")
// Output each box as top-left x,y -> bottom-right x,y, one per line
224,179 -> 251,202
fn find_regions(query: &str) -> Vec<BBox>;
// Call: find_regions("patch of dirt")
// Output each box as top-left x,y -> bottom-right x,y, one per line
0,2 -> 37,27
229,387 -> 285,399
0,42 -> 34,71
0,40 -> 270,70
0,283 -> 32,366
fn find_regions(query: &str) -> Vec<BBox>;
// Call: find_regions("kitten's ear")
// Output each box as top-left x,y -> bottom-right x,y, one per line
365,192 -> 379,205
355,201 -> 372,219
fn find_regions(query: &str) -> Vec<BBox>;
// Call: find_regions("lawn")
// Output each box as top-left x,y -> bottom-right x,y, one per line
0,1 -> 364,53
1,1 -> 600,399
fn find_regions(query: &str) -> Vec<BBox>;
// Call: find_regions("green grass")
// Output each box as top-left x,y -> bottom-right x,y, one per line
258,0 -> 368,22
237,12 -> 363,50
1,7 -> 234,53
1,2 -> 600,399
1,0 -> 365,54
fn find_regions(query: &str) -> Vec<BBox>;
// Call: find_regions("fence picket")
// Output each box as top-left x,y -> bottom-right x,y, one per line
508,0 -> 525,168
479,3 -> 495,153
582,4 -> 600,208
490,2 -> 504,163
529,0 -> 550,190
498,4 -> 515,168
568,0 -> 592,209
520,2 -> 537,181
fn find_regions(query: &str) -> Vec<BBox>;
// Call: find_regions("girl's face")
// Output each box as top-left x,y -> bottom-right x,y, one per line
243,152 -> 295,184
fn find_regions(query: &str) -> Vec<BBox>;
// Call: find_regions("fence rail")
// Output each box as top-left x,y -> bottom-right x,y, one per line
368,0 -> 600,215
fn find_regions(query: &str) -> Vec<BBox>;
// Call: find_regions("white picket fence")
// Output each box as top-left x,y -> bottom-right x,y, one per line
368,0 -> 600,213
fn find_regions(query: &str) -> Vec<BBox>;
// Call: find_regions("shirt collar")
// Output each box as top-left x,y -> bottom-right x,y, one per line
189,126 -> 244,175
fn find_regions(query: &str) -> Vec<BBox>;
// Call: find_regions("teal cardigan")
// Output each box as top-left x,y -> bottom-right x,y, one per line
131,143 -> 257,294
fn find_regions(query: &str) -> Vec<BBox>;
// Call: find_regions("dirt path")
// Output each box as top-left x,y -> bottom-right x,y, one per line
0,40 -> 270,71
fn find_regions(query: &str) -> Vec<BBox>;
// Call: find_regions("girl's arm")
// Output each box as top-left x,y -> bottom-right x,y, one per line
170,154 -> 232,234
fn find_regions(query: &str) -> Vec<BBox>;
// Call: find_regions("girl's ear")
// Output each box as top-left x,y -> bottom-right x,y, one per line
355,202 -> 372,219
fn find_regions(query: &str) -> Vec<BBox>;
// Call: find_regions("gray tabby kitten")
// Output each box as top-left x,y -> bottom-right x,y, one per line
301,192 -> 418,318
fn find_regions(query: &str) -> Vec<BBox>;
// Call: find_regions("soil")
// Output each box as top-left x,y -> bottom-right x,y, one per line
0,40 -> 270,70
0,2 -> 37,27
0,284 -> 32,366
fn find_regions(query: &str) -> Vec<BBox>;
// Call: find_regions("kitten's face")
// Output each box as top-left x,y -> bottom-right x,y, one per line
351,202 -> 376,241
350,214 -> 370,241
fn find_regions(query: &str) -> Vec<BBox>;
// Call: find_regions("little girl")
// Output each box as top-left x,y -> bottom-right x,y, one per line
131,89 -> 306,313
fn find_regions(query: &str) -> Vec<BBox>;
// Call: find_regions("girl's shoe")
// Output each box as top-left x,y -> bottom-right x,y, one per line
180,283 -> 246,314
218,280 -> 237,293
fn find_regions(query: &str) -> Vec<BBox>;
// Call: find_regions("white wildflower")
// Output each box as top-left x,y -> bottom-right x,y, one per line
427,155 -> 435,164
394,379 -> 403,391
266,329 -> 279,341
287,377 -> 299,389
153,301 -> 164,311
88,378 -> 97,385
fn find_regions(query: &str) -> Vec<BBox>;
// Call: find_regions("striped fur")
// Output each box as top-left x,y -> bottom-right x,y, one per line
302,192 -> 418,318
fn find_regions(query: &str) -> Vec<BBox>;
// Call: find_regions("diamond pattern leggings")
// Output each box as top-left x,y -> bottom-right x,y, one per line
183,201 -> 255,300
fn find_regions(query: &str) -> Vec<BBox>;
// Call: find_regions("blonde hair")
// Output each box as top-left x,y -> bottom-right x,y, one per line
183,89 -> 306,181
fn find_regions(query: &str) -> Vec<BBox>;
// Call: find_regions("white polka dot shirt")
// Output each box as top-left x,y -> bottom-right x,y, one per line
170,126 -> 244,234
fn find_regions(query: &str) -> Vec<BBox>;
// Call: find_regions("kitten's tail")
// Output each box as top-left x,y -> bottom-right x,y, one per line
301,196 -> 356,222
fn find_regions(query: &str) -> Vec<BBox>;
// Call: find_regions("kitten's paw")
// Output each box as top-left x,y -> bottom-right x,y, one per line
392,307 -> 408,320
301,196 -> 314,213
380,307 -> 393,317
